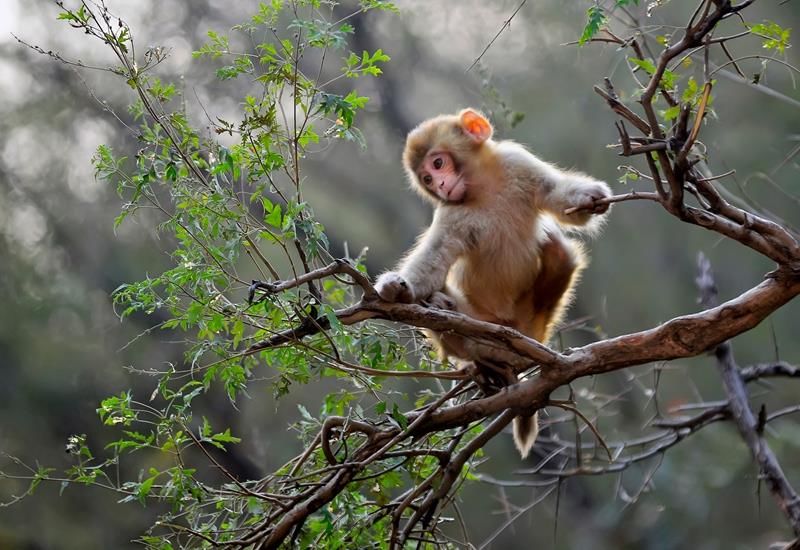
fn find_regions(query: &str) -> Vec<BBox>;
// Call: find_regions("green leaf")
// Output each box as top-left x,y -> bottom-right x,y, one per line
265,203 -> 283,228
389,403 -> 408,429
137,473 -> 158,504
298,126 -> 319,147
210,428 -> 242,445
201,417 -> 213,437
322,305 -> 343,333
164,163 -> 177,182
359,0 -> 398,11
628,56 -> 657,74
682,76 -> 699,103
231,318 -> 245,348
629,57 -> 677,89
579,6 -> 606,45
750,21 -> 791,54
661,104 -> 681,121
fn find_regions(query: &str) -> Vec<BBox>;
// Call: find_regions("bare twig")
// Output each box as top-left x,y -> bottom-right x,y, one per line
249,259 -> 376,303
697,253 -> 800,536
547,400 -> 613,460
466,0 -> 528,73
397,410 -> 517,547
563,191 -> 661,215
741,363 -> 800,382
594,80 -> 652,134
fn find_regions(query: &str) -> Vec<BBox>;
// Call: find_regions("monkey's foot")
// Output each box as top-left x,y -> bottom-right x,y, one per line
464,361 -> 517,395
425,291 -> 457,312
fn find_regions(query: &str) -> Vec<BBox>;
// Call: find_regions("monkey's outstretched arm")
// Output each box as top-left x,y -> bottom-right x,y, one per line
376,211 -> 468,303
532,162 -> 612,230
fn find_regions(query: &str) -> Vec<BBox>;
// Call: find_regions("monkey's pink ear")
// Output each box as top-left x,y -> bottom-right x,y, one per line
460,109 -> 493,143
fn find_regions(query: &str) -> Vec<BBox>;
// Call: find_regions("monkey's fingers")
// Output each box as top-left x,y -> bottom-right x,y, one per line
564,196 -> 610,216
590,197 -> 610,214
375,272 -> 415,303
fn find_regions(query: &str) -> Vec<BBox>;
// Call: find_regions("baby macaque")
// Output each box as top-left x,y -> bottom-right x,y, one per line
376,109 -> 610,458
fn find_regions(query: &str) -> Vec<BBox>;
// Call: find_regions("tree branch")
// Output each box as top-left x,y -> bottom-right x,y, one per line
697,253 -> 800,536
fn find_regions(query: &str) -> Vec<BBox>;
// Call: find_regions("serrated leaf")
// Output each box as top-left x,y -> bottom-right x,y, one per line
580,6 -> 606,45
390,403 -> 408,429
211,428 -> 241,445
265,204 -> 283,228
661,104 -> 681,121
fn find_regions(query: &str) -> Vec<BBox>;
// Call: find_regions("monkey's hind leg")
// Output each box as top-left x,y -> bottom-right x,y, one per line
423,285 -> 480,362
515,233 -> 584,459
529,233 -> 585,343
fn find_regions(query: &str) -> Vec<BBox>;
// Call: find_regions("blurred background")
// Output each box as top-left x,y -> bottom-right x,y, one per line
1,0 -> 799,548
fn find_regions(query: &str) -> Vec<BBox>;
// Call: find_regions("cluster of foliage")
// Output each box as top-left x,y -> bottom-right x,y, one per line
580,0 -> 792,186
22,0 -> 462,547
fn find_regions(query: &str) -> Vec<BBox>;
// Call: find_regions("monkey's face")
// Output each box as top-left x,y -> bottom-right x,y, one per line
404,109 -> 493,204
417,151 -> 466,203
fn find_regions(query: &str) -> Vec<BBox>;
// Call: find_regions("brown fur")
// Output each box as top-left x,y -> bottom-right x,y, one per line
530,233 -> 584,342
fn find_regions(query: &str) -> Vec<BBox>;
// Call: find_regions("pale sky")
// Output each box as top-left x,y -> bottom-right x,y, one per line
0,0 -> 21,43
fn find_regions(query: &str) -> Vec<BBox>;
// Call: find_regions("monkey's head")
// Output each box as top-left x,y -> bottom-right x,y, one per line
403,109 -> 494,205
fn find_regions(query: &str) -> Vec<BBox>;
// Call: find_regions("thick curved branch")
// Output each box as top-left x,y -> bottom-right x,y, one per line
411,271 -> 800,435
246,298 -> 560,370
248,264 -> 800,385
243,262 -> 800,445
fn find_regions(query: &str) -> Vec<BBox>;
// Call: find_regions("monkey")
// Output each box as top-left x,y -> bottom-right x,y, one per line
375,108 -> 611,459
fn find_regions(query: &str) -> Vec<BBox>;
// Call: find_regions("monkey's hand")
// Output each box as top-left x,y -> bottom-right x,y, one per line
574,182 -> 611,215
375,272 -> 415,303
562,182 -> 612,225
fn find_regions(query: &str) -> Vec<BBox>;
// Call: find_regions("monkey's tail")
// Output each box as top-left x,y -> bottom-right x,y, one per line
512,412 -> 539,459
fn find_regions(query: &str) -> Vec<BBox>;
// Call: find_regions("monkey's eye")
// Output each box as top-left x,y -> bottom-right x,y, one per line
432,157 -> 444,170
422,174 -> 433,186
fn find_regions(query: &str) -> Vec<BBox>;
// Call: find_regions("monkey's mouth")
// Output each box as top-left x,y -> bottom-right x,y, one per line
446,177 -> 466,202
